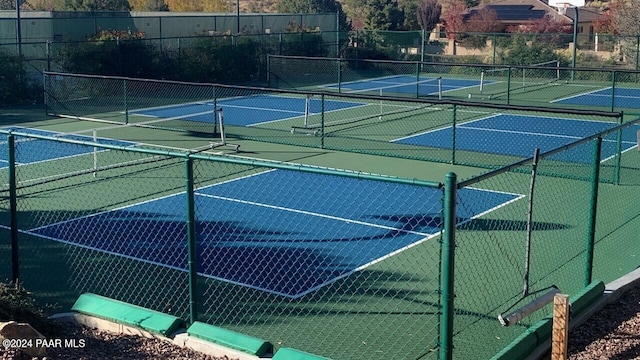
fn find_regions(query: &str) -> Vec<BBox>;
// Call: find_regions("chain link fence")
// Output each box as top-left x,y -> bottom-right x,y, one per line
268,55 -> 640,115
43,71 -> 625,174
2,115 -> 640,359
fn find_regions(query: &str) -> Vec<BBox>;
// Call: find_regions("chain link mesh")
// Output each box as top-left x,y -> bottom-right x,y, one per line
44,72 -> 623,174
268,56 -> 640,115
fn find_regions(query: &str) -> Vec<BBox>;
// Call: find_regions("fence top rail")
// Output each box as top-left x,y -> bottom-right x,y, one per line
43,71 -> 623,119
458,115 -> 640,188
0,129 -> 443,189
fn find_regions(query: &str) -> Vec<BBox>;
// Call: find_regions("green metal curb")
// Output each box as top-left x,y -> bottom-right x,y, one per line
71,293 -> 184,336
187,321 -> 273,357
570,280 -> 606,315
272,347 -> 332,360
491,280 -> 605,360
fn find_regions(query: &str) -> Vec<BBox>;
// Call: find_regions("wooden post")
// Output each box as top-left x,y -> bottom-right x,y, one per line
552,294 -> 570,360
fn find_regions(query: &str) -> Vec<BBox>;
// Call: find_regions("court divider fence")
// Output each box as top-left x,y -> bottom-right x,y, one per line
43,71 -> 625,175
2,112 -> 640,359
267,55 -> 640,115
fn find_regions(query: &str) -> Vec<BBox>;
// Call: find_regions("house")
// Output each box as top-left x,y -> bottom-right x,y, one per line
462,0 -> 604,46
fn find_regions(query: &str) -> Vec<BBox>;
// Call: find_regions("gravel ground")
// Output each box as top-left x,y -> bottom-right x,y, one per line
565,282 -> 640,360
0,323 -> 233,360
1,284 -> 639,359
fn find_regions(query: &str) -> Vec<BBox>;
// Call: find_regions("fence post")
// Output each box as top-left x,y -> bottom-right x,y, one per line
506,67 -> 511,105
123,80 -> 129,125
440,172 -> 456,360
185,156 -> 198,324
585,137 -> 601,287
8,135 -> 19,284
610,71 -> 616,112
613,112 -> 623,185
337,59 -> 342,93
46,40 -> 51,72
320,94 -> 325,149
451,104 -> 457,165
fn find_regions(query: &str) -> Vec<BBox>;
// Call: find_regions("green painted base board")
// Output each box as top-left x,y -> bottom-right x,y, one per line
71,293 -> 183,336
187,321 -> 272,356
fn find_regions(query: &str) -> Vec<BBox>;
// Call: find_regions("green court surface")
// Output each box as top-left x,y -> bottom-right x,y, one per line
1,104 -> 640,360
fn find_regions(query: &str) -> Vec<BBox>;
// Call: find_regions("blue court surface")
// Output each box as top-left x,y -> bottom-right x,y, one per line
130,95 -> 365,127
0,126 -> 135,169
393,114 -> 640,162
554,87 -> 640,109
322,75 -> 484,95
27,169 -> 521,298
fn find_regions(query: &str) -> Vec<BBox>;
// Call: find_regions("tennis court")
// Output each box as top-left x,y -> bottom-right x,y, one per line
9,137 -> 520,298
553,87 -> 640,109
394,114 -> 640,162
320,74 -> 484,97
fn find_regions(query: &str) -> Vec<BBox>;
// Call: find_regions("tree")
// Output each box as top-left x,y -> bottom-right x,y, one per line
609,0 -> 640,35
61,0 -> 130,10
460,7 -> 503,48
441,0 -> 466,40
399,0 -> 420,30
163,0 -> 225,12
417,0 -> 441,33
277,0 -> 350,31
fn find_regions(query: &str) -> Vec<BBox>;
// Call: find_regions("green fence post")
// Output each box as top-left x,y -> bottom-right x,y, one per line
440,172 -> 456,360
185,157 -> 198,324
613,112 -> 623,185
451,104 -> 457,165
320,94 -> 325,149
571,7 -> 579,81
610,71 -> 616,112
266,54 -> 271,87
415,62 -> 420,98
123,79 -> 129,124
492,34 -> 497,65
585,137 -> 602,287
8,135 -> 19,284
506,67 -> 511,105
337,59 -> 342,93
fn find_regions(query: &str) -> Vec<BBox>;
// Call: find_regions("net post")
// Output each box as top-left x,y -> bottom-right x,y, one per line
585,137 -> 602,287
438,77 -> 442,100
440,172 -> 457,360
479,70 -> 484,93
8,134 -> 19,284
185,155 -> 198,325
556,60 -> 561,80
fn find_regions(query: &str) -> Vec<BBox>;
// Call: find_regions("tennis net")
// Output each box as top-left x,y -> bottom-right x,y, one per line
341,76 -> 443,99
479,60 -> 561,99
291,95 -> 442,135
